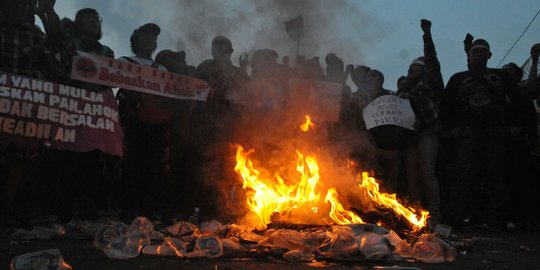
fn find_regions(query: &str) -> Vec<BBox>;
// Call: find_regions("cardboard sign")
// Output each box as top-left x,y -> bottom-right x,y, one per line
0,71 -> 123,156
71,51 -> 210,101
362,95 -> 416,130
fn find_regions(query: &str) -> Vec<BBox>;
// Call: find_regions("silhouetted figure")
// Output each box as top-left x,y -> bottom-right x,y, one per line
396,19 -> 444,227
440,38 -> 531,231
116,23 -> 170,223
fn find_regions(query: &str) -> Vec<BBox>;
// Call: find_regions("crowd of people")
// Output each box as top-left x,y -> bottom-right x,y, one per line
1,0 -> 539,233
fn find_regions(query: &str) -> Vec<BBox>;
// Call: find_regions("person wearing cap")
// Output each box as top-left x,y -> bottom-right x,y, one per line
440,35 -> 531,231
115,23 -> 172,223
395,19 -> 444,228
500,48 -> 538,231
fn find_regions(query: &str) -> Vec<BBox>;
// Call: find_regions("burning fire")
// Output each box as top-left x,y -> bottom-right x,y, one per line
234,115 -> 428,231
299,115 -> 315,132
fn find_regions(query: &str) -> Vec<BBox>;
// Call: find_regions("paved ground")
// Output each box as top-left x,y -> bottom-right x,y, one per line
2,225 -> 539,270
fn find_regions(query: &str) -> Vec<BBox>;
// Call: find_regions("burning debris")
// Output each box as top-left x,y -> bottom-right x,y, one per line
87,114 -> 452,265
232,114 -> 428,232
87,216 -> 454,264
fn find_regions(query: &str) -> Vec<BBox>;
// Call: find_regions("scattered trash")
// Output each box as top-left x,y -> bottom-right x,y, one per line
86,217 -> 458,264
97,217 -> 154,259
519,245 -> 536,252
185,236 -> 223,258
11,224 -> 66,240
283,249 -> 315,262
10,249 -> 72,270
200,220 -> 223,234
94,221 -> 129,250
371,266 -> 422,269
358,232 -> 391,260
433,224 -> 451,238
412,234 -> 455,263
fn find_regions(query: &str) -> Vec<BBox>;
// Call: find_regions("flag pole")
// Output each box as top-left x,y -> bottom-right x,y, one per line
296,34 -> 301,60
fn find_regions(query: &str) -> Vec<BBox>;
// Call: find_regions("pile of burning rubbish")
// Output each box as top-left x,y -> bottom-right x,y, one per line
10,113 -> 457,268
90,216 -> 455,264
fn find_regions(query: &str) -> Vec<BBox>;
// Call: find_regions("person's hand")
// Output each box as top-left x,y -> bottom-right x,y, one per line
351,65 -> 370,87
37,0 -> 56,14
463,33 -> 474,52
531,43 -> 540,61
239,53 -> 249,71
420,19 -> 431,33
345,64 -> 354,74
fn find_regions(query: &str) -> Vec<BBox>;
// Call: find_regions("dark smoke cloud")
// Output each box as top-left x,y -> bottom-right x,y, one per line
160,0 -> 383,68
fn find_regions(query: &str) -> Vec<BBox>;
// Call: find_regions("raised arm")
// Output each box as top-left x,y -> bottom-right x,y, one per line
36,0 -> 63,52
526,43 -> 540,98
421,19 -> 444,94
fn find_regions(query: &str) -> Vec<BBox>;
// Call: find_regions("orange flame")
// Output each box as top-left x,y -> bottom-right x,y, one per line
234,145 -> 323,229
233,116 -> 428,231
325,188 -> 365,224
299,115 -> 315,132
357,171 -> 429,230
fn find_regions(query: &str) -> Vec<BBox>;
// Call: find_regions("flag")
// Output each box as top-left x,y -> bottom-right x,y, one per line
284,15 -> 303,41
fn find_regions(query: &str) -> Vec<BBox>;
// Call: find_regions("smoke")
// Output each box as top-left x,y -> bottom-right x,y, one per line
136,0 -> 383,69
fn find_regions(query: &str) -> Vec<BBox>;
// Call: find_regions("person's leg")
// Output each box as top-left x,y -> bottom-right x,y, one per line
482,128 -> 509,231
404,143 -> 420,203
416,133 -> 442,225
443,128 -> 482,228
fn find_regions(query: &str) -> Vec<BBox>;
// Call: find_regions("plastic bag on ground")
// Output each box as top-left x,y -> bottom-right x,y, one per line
10,249 -> 72,270
94,221 -> 129,250
99,218 -> 153,259
358,232 -> 391,260
258,229 -> 309,251
199,220 -> 223,234
184,236 -> 223,258
385,230 -> 412,258
283,249 -> 315,262
317,227 -> 358,258
221,238 -> 247,256
165,221 -> 198,242
142,237 -> 186,257
412,233 -> 456,263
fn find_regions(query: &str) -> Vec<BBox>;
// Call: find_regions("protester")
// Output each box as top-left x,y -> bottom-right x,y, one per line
524,43 -> 540,99
396,19 -> 444,228
155,49 -> 199,222
347,66 -> 404,194
196,35 -> 248,116
500,52 -> 538,231
116,23 -> 171,223
42,5 -> 119,224
323,53 -> 353,124
440,38 -> 531,231
0,0 -> 68,227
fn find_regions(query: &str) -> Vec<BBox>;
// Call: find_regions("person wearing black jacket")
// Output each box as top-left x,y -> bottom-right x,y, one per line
440,39 -> 531,231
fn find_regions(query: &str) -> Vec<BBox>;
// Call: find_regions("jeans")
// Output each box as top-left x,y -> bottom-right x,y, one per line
443,126 -> 508,229
404,132 -> 441,224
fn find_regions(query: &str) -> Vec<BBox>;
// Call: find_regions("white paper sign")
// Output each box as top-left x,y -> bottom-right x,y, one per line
362,95 -> 416,130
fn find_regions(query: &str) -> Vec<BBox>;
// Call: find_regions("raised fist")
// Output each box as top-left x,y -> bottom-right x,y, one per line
420,19 -> 431,33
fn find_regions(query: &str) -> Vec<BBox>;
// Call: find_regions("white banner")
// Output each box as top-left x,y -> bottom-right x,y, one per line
70,51 -> 210,101
362,95 -> 416,130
